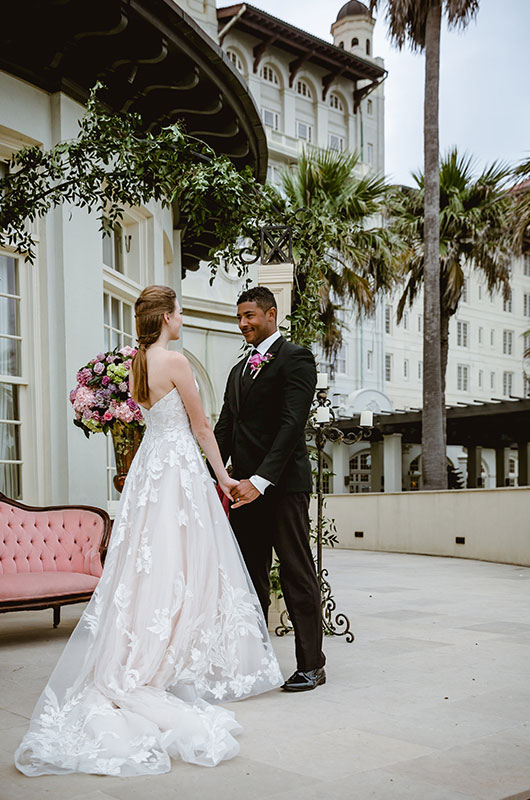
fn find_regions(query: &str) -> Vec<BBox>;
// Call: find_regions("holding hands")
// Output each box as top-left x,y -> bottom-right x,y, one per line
217,473 -> 260,508
230,479 -> 260,509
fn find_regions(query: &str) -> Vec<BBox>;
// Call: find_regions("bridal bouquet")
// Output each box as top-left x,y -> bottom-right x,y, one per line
70,346 -> 144,438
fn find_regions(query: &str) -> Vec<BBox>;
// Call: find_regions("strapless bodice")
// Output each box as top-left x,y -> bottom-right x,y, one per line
139,387 -> 192,438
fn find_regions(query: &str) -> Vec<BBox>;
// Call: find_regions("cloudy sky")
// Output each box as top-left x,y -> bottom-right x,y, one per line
218,0 -> 530,186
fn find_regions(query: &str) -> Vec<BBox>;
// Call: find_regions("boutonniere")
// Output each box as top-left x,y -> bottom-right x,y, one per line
249,352 -> 275,379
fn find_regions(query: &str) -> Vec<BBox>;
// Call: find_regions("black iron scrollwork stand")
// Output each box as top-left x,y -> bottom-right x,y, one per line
275,387 -> 372,643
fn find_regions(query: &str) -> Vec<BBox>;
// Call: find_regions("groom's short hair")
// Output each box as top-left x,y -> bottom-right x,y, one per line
237,286 -> 277,312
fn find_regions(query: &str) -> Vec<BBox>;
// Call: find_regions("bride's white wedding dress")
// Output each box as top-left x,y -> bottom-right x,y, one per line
15,387 -> 283,777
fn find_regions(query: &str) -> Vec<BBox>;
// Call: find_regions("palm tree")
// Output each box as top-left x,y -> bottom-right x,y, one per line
392,148 -> 512,416
279,147 -> 400,357
370,0 -> 479,490
511,157 -> 530,255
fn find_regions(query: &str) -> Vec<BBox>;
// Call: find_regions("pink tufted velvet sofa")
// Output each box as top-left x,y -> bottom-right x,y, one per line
0,492 -> 111,627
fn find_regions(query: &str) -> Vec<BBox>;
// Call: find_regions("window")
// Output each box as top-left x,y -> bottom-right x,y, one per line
349,450 -> 371,493
226,49 -> 243,72
351,37 -> 359,47
403,359 -> 409,379
462,279 -> 468,303
329,93 -> 344,112
367,350 -> 373,370
338,41 -> 344,49
367,98 -> 373,115
457,364 -> 469,392
385,353 -> 392,382
366,38 -> 371,55
524,254 -> 530,277
418,361 -> 423,380
104,292 -> 135,501
524,332 -> 530,353
503,329 -> 513,355
478,370 -> 483,389
478,326 -> 483,345
0,255 -> 22,499
261,65 -> 279,85
102,220 -> 124,274
366,142 -> 374,163
334,346 -> 346,374
103,294 -> 134,353
418,314 -> 423,333
490,329 -> 495,347
296,80 -> 312,99
385,305 -> 392,334
503,371 -> 513,397
490,371 -> 496,391
503,295 -> 512,313
261,108 -> 279,131
403,312 -> 408,330
329,134 -> 344,151
457,320 -> 469,348
524,294 -> 530,317
296,120 -> 312,143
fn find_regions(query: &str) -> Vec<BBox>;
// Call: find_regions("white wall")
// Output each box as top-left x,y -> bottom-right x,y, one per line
316,488 -> 530,567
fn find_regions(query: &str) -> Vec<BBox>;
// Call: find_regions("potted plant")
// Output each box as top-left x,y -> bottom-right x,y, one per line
70,346 -> 144,491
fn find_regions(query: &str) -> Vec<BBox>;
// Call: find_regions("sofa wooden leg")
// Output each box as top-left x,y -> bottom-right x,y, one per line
53,606 -> 60,628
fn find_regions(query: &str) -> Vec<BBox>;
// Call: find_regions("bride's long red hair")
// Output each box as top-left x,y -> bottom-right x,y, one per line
131,285 -> 176,405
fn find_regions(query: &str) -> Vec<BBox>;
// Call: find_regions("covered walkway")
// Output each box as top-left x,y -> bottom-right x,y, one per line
1,549 -> 530,799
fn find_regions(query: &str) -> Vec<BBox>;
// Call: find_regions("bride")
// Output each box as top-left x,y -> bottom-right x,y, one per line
15,285 -> 283,777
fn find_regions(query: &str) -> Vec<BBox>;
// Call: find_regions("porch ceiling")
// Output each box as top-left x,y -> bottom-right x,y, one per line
0,0 -> 267,274
340,397 -> 530,449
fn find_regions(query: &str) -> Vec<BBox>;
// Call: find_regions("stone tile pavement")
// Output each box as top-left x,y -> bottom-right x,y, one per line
1,550 -> 530,800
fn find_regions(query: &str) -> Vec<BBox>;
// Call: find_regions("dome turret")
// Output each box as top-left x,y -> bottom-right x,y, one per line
332,1 -> 375,56
336,1 -> 373,21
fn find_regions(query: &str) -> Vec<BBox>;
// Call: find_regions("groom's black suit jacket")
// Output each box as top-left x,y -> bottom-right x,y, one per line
214,336 -> 317,494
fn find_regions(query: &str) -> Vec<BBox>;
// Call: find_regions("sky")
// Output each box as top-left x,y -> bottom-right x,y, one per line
217,0 -> 530,186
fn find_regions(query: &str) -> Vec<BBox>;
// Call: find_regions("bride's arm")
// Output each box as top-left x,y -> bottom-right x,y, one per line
170,352 -> 237,497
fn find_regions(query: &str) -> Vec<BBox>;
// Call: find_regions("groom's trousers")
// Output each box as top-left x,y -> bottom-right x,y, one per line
229,490 -> 325,673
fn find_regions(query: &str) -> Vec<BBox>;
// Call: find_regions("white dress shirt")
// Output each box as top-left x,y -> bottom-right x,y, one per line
247,330 -> 281,495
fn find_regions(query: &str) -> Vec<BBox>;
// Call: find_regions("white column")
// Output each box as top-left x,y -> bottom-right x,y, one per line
383,433 -> 402,493
258,262 -> 293,330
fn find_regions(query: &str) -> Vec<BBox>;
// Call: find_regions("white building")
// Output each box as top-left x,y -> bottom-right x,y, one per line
206,1 -> 530,494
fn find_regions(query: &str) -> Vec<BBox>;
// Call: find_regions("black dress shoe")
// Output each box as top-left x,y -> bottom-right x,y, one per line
281,667 -> 326,692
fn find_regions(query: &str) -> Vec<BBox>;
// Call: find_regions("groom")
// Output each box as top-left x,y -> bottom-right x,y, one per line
214,286 -> 325,692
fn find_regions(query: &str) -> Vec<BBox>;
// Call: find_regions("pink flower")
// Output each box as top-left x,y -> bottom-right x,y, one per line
103,410 -> 113,422
115,402 -> 135,424
249,352 -> 275,378
69,388 -> 77,404
73,386 -> 96,413
93,362 -> 105,375
96,353 -> 105,361
118,382 -> 128,393
76,368 -> 92,386
119,345 -> 135,357
101,375 -> 111,386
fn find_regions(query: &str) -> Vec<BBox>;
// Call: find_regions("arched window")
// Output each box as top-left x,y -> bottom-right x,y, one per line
338,41 -> 344,49
366,39 -> 371,55
351,37 -> 359,47
349,450 -> 371,493
329,93 -> 344,112
226,49 -> 243,73
261,65 -> 279,85
296,80 -> 313,100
